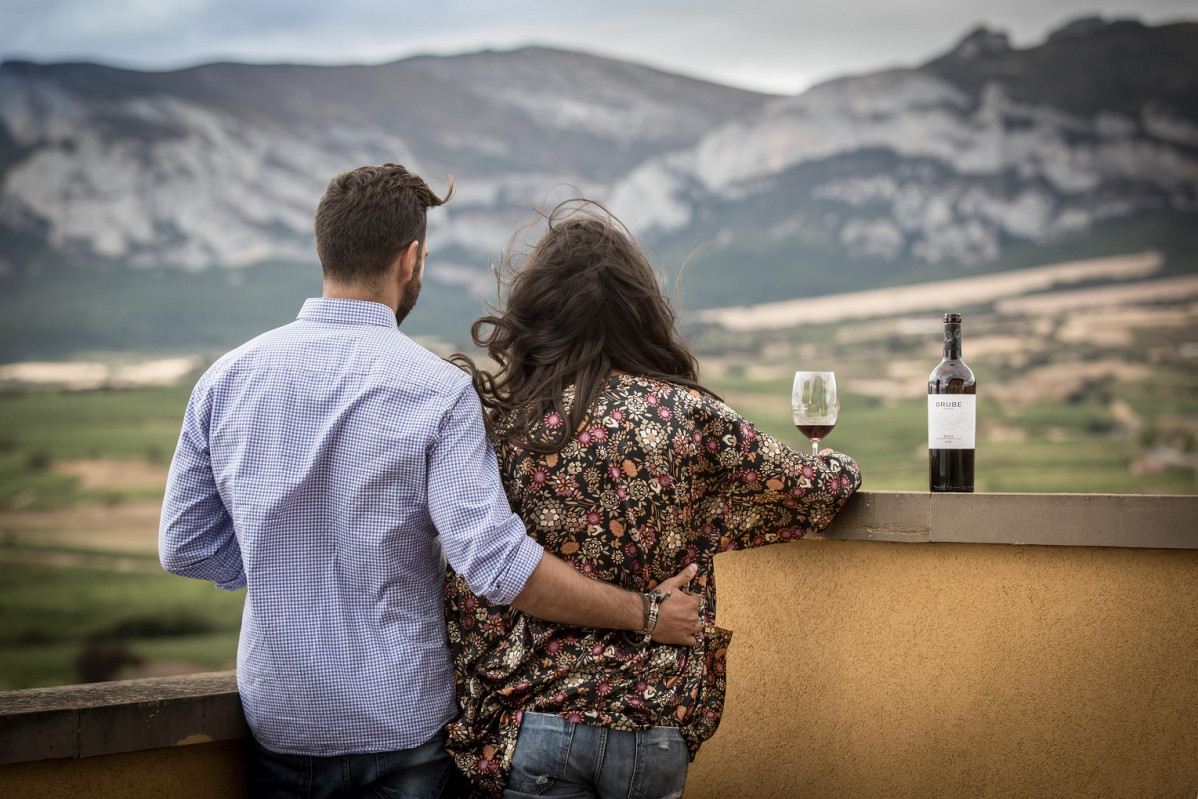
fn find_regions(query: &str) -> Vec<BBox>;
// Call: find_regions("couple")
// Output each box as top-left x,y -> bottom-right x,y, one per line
159,163 -> 861,799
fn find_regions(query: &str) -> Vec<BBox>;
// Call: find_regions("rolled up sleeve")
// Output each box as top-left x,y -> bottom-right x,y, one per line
158,380 -> 247,591
427,385 -> 543,605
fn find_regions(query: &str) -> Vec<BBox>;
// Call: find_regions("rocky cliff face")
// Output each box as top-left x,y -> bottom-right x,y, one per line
0,49 -> 767,272
611,18 -> 1198,271
1,17 -> 1195,303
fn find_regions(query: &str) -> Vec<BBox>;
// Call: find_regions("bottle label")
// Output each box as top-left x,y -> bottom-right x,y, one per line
928,395 -> 975,449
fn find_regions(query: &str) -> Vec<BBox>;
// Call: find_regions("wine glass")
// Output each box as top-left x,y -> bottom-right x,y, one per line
791,371 -> 839,456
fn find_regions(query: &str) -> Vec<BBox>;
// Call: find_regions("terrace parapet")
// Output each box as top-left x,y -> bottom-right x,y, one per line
2,491 -> 1196,799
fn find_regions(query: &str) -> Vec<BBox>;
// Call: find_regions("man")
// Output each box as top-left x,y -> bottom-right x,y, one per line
159,163 -> 701,798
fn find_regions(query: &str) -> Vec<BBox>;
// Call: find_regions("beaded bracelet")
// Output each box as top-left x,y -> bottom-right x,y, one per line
624,588 -> 670,648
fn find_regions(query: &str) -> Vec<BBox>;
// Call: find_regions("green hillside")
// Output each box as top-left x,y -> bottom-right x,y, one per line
3,211 -> 1196,363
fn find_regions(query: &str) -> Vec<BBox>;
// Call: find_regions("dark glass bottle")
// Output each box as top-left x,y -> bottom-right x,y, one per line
928,313 -> 975,492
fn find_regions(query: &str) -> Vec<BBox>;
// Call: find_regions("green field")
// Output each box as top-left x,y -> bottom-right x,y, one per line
0,385 -> 192,509
0,385 -> 247,690
0,562 -> 243,690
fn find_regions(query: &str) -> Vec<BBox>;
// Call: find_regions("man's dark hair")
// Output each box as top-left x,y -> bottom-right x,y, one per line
314,163 -> 453,288
452,199 -> 714,454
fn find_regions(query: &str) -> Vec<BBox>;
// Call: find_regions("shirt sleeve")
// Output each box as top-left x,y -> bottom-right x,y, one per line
688,396 -> 862,552
158,377 -> 247,591
428,383 -> 544,605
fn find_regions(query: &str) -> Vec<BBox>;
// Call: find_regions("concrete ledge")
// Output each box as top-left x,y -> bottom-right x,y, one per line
0,671 -> 244,764
814,491 -> 1197,549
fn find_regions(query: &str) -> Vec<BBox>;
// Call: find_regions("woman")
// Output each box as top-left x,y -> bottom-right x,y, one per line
445,199 -> 861,798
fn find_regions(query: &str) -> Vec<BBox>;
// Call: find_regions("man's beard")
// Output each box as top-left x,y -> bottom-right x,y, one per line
395,273 -> 422,326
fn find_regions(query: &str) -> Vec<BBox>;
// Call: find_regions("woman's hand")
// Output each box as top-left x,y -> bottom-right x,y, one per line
650,564 -> 703,646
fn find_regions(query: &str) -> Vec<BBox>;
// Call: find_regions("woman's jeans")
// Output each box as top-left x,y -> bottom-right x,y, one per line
249,731 -> 457,799
503,712 -> 689,799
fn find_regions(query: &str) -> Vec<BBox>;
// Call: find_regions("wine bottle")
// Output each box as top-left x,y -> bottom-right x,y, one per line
928,313 -> 975,492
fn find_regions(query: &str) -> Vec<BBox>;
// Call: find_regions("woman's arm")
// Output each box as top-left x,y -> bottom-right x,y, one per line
691,398 -> 862,551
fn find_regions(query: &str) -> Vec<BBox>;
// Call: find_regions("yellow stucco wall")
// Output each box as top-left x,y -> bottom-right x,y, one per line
1,740 -> 248,798
3,535 -> 1195,798
687,539 -> 1198,798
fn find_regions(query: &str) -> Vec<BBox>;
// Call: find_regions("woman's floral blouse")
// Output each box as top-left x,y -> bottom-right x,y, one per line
444,374 -> 861,797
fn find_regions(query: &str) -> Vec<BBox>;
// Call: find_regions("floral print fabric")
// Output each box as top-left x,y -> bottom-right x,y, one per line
444,374 -> 861,797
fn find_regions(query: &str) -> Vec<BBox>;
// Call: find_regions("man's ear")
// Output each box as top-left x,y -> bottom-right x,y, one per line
397,239 -> 421,282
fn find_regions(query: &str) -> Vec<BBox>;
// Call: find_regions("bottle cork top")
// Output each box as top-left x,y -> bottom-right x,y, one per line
944,313 -> 962,323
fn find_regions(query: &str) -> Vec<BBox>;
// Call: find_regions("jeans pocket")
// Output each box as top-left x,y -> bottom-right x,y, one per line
506,714 -> 574,795
631,727 -> 689,799
249,737 -> 314,797
370,736 -> 454,799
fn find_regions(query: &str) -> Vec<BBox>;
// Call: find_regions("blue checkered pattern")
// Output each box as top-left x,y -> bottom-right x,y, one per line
159,297 -> 544,756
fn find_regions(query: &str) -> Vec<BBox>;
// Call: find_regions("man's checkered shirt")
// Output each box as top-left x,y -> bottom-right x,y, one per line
159,297 -> 544,756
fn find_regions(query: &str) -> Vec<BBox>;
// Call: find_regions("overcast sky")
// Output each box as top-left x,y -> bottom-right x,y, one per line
2,0 -> 1196,94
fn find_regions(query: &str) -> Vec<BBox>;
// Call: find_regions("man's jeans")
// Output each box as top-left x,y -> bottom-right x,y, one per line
503,712 -> 689,799
249,731 -> 456,799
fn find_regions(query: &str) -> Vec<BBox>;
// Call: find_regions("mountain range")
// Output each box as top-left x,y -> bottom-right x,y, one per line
1,14 -> 1196,360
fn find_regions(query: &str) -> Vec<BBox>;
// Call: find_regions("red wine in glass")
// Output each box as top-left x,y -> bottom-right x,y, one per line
791,371 -> 839,456
796,423 -> 837,446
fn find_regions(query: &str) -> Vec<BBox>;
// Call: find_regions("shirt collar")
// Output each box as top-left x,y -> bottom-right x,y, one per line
297,297 -> 398,329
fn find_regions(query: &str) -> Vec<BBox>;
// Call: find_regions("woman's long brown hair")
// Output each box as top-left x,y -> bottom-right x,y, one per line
451,198 -> 714,454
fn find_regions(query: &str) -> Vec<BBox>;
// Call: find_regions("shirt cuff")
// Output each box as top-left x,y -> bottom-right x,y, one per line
482,529 -> 545,606
216,573 -> 247,591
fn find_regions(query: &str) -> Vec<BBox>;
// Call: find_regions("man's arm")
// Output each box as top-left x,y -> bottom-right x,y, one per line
429,383 -> 701,645
511,557 -> 701,646
158,383 -> 246,590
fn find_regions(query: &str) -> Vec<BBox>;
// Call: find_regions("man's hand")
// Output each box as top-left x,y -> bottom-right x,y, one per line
510,555 -> 704,647
650,563 -> 703,646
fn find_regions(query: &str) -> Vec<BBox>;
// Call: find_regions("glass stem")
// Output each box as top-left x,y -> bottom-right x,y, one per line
811,440 -> 819,456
